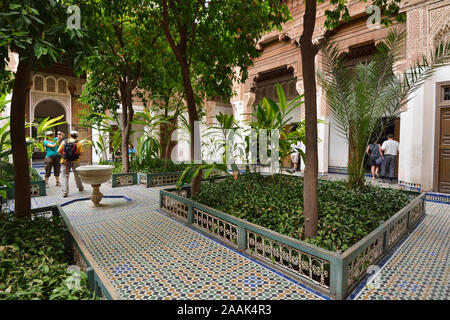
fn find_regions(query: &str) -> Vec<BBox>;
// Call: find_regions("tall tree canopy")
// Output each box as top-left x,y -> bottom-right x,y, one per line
155,0 -> 291,194
78,0 -> 162,172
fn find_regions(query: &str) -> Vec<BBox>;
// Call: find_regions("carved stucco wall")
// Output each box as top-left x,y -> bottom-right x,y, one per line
406,1 -> 450,65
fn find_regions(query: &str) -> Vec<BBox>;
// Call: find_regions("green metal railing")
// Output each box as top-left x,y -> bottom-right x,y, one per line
111,172 -> 138,187
138,171 -> 183,187
160,187 -> 426,299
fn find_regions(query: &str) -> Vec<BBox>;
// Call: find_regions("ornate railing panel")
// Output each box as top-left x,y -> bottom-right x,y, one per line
140,174 -> 147,185
347,233 -> 384,288
111,173 -> 137,187
388,212 -> 409,247
193,207 -> 238,247
342,193 -> 426,297
161,194 -> 188,222
409,200 -> 424,225
116,175 -> 134,187
1,168 -> 46,199
151,174 -> 180,187
247,231 -> 330,289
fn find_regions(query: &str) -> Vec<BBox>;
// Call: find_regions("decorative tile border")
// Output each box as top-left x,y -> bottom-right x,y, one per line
425,192 -> 450,204
399,181 -> 422,193
328,166 -> 378,178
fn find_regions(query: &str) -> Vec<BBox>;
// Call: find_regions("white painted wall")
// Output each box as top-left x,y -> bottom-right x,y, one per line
328,113 -> 349,168
318,115 -> 329,173
90,104 -> 146,163
399,65 -> 450,191
0,93 -> 11,129
171,110 -> 191,163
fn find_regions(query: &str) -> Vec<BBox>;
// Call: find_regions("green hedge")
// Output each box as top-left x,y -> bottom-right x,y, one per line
0,211 -> 97,300
102,159 -> 189,174
191,173 -> 410,253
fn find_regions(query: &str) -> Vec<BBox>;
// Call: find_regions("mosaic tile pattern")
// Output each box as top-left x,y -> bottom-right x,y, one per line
8,181 -> 161,226
68,206 -> 324,300
355,202 -> 450,300
13,177 -> 323,300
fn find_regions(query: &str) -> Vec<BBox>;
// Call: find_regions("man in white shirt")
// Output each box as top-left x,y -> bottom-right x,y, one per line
380,133 -> 399,184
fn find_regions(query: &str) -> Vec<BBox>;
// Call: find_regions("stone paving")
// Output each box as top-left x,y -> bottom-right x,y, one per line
6,165 -> 450,300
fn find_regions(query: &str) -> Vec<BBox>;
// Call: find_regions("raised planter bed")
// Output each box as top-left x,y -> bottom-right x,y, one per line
159,186 -> 425,300
138,171 -> 183,187
29,205 -> 118,300
112,169 -> 227,188
110,172 -> 138,188
0,168 -> 46,199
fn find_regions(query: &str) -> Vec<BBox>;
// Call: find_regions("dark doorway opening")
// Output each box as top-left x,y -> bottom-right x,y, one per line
364,117 -> 400,178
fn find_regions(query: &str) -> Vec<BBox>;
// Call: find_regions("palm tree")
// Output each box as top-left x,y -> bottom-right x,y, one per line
318,30 -> 450,189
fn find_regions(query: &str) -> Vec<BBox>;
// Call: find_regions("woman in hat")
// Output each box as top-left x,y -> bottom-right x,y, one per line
43,130 -> 64,187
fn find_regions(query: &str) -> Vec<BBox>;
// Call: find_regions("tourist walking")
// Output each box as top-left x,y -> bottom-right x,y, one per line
380,133 -> 399,184
366,139 -> 383,179
43,131 -> 64,187
57,130 -> 84,197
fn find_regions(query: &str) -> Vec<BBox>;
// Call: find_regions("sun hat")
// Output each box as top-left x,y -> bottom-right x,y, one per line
45,131 -> 54,136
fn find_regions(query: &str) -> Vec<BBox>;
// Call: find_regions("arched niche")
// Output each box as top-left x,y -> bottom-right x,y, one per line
32,98 -> 69,139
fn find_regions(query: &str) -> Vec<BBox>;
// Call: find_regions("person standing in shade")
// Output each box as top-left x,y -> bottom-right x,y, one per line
58,130 -> 84,197
43,131 -> 64,187
380,133 -> 399,184
366,139 -> 383,180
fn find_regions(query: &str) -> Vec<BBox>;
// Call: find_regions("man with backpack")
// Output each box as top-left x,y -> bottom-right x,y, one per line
57,130 -> 84,197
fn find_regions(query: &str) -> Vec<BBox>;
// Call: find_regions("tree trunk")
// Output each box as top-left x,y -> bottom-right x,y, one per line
160,1 -> 202,195
10,57 -> 31,218
180,65 -> 202,195
163,117 -> 177,169
162,101 -> 170,168
120,84 -> 133,173
300,0 -> 319,239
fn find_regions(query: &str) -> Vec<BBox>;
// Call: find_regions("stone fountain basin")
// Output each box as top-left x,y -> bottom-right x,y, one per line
76,165 -> 115,185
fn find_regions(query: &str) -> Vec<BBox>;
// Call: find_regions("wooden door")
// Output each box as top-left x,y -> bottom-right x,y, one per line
439,107 -> 450,193
394,117 -> 400,178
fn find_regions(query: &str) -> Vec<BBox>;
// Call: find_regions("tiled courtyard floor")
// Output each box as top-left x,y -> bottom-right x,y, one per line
6,167 -> 450,300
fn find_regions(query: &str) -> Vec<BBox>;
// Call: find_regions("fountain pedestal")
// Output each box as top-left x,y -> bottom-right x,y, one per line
90,184 -> 104,206
76,165 -> 114,207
